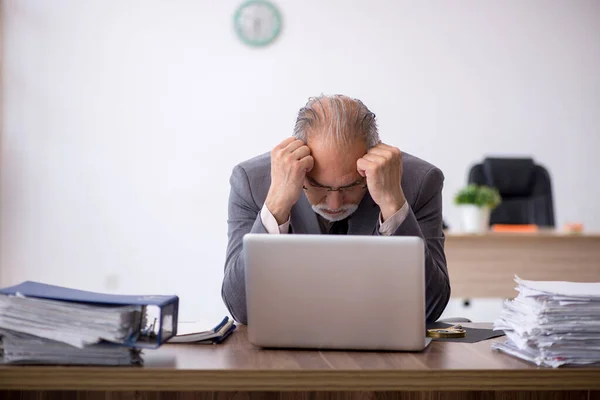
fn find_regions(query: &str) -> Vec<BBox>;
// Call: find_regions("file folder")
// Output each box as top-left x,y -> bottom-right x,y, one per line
0,281 -> 179,349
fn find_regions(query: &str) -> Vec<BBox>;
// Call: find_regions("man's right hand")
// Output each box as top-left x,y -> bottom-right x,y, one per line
265,138 -> 314,225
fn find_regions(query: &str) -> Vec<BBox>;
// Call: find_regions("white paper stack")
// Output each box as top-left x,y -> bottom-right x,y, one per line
0,329 -> 142,366
0,295 -> 145,348
492,275 -> 600,368
0,294 -> 144,365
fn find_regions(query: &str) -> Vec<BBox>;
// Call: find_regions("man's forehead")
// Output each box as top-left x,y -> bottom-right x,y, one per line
307,136 -> 366,155
307,175 -> 364,187
307,162 -> 363,187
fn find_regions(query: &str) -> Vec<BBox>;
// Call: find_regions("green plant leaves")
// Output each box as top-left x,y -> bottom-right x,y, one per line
454,184 -> 501,209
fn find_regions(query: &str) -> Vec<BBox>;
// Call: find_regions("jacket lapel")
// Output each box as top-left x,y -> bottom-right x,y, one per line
347,192 -> 380,235
290,192 -> 321,234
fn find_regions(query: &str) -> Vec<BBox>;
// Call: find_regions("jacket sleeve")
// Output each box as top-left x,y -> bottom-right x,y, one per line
221,165 -> 267,324
390,167 -> 451,322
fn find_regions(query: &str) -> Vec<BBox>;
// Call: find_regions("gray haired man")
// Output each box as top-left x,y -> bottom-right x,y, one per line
222,94 -> 450,324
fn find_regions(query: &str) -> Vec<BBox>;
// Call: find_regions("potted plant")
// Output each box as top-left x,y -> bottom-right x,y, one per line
454,184 -> 501,233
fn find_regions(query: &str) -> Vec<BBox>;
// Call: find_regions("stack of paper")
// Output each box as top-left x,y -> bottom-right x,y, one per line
168,316 -> 236,344
492,275 -> 600,368
0,287 -> 147,366
0,295 -> 144,348
0,329 -> 142,366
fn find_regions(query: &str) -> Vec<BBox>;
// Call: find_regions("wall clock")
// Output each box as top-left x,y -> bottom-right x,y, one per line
233,0 -> 282,47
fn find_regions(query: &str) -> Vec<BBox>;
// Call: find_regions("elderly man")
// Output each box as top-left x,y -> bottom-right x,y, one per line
222,94 -> 450,324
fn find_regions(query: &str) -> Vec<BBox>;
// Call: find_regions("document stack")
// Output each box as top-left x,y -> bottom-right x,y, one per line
0,281 -> 179,366
492,276 -> 600,368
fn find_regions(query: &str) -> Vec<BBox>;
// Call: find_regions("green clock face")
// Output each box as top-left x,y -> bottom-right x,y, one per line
234,0 -> 282,47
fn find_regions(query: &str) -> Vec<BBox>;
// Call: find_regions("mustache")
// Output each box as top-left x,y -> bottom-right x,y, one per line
314,205 -> 355,212
312,203 -> 359,222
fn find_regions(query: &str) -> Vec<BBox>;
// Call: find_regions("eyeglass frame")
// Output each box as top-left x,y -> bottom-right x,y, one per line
302,177 -> 368,194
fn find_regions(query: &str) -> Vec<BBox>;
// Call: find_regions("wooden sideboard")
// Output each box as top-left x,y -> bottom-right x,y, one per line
445,231 -> 600,299
2,324 -> 600,400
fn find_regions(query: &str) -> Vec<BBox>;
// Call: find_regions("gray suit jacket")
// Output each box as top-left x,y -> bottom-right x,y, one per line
222,151 -> 451,324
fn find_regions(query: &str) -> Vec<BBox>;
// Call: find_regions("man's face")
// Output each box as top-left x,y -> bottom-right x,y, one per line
304,138 -> 368,222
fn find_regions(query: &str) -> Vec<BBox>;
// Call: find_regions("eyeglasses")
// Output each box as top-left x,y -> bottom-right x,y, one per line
303,178 -> 367,197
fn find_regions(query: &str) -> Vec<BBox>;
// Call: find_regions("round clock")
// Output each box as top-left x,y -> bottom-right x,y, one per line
233,0 -> 282,47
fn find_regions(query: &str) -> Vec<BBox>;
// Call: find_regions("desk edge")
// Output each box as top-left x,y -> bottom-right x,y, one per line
2,369 -> 600,391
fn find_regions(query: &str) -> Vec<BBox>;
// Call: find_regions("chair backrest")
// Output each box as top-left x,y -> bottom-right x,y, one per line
468,157 -> 555,227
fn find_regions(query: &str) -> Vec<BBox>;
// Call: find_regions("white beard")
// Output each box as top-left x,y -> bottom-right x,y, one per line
312,203 -> 359,222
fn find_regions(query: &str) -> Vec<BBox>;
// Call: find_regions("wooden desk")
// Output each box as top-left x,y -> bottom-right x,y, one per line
2,325 -> 600,400
445,231 -> 600,299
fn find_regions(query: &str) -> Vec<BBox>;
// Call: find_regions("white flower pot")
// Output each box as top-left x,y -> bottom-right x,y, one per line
459,205 -> 491,234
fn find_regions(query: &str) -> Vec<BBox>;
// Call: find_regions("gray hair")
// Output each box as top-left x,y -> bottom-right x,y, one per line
292,94 -> 379,149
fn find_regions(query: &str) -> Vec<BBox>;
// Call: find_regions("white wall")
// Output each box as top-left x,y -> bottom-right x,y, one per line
2,0 -> 600,324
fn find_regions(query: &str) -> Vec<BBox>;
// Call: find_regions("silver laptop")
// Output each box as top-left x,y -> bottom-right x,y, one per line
243,233 -> 431,351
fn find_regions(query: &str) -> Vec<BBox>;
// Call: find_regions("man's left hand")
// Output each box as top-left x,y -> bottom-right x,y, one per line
356,143 -> 406,221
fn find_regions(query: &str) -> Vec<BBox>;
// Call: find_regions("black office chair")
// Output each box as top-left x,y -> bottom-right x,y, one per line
468,157 -> 555,227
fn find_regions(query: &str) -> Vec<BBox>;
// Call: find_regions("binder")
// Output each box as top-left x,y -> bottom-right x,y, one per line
0,281 -> 179,349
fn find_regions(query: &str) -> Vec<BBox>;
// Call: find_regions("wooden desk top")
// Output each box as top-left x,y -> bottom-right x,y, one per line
446,230 -> 600,239
2,324 -> 600,391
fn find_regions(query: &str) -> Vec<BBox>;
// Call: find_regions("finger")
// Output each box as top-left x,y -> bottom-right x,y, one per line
356,158 -> 374,177
299,155 -> 314,172
361,153 -> 387,164
276,137 -> 297,150
367,146 -> 394,159
283,139 -> 307,154
290,145 -> 311,160
374,143 -> 398,152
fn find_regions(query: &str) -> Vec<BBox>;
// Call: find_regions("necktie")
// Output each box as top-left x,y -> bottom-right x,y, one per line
329,218 -> 349,235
